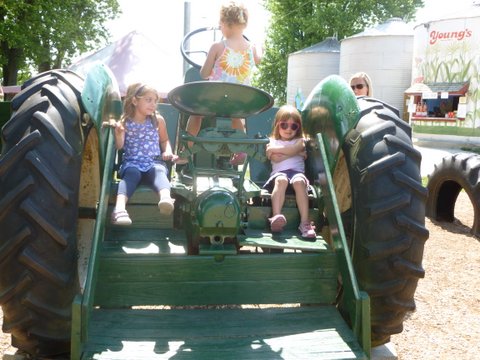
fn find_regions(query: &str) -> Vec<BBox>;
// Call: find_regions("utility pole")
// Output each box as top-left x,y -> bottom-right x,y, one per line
183,1 -> 191,75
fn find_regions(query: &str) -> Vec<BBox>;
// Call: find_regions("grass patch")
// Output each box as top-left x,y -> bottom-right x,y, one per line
413,125 -> 480,137
422,177 -> 428,187
460,146 -> 480,154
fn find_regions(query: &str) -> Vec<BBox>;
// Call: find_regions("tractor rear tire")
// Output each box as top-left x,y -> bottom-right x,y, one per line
426,152 -> 480,236
0,70 -> 87,356
342,97 -> 429,346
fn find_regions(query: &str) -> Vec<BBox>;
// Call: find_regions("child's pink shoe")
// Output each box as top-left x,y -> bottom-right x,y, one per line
298,221 -> 316,238
269,214 -> 287,233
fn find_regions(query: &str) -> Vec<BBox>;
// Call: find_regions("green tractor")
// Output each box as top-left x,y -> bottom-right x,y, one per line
0,30 -> 427,359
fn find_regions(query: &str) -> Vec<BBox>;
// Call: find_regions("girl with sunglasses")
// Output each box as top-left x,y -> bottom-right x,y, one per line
349,71 -> 373,97
263,105 -> 316,238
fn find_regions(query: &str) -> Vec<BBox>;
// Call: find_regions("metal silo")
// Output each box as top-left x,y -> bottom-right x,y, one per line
340,18 -> 414,113
286,37 -> 340,106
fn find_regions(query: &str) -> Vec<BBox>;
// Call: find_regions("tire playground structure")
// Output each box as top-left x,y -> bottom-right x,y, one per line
0,64 -> 428,359
426,152 -> 480,237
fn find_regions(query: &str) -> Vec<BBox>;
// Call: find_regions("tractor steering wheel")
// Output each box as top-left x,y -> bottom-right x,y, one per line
181,27 -> 221,69
180,27 -> 250,69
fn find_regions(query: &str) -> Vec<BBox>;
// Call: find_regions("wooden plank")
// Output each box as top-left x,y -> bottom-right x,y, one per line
103,228 -> 186,253
83,306 -> 367,359
247,206 -> 320,230
109,184 -> 159,205
97,253 -> 337,282
107,184 -> 172,229
108,204 -> 173,229
94,279 -> 337,307
94,254 -> 338,306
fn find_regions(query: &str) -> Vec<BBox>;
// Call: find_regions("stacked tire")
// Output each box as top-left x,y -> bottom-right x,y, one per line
426,152 -> 480,236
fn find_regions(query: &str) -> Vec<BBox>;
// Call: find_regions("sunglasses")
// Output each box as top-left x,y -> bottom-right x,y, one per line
351,84 -> 366,90
279,122 -> 299,131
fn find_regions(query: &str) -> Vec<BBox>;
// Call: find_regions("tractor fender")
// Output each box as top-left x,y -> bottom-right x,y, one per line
302,75 -> 360,172
81,63 -> 123,164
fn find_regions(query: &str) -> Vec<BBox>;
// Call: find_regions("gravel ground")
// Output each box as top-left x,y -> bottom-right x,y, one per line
391,191 -> 480,359
2,148 -> 479,359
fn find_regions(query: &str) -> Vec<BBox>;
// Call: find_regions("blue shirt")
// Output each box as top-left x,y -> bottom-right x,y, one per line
120,117 -> 161,175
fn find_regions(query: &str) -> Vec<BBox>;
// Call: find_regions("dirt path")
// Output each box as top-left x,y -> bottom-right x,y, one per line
391,191 -> 480,359
1,192 -> 479,359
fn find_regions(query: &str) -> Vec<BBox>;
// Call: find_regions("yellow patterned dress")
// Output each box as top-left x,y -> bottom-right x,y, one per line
209,40 -> 255,85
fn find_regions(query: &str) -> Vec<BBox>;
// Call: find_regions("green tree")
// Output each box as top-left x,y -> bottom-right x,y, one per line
256,0 -> 424,103
0,0 -> 120,86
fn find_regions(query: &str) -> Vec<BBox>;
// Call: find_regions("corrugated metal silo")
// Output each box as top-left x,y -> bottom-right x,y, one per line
340,18 -> 414,113
286,37 -> 340,106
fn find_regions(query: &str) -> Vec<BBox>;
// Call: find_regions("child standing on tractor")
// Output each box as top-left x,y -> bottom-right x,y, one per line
182,1 -> 262,165
264,105 -> 316,238
110,83 -> 177,225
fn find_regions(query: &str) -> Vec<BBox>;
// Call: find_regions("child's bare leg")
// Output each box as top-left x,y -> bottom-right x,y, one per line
269,176 -> 288,232
230,117 -> 247,165
185,115 -> 203,147
175,115 -> 203,164
231,117 -> 245,132
293,177 -> 316,238
292,178 -> 309,223
271,176 -> 288,216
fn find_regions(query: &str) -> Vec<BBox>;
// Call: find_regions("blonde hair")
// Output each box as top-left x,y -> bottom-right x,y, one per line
220,1 -> 248,26
271,105 -> 304,140
349,72 -> 373,96
122,83 -> 159,126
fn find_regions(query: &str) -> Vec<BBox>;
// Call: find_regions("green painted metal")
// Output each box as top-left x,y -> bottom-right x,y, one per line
180,129 -> 269,161
313,133 -> 371,356
94,253 -> 338,307
81,63 -> 122,167
70,129 -> 117,360
168,81 -> 274,117
302,74 -> 360,171
194,187 -> 241,238
238,229 -> 329,252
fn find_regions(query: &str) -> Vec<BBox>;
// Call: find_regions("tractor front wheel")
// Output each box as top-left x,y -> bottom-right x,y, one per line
0,70 -> 98,357
340,97 -> 429,346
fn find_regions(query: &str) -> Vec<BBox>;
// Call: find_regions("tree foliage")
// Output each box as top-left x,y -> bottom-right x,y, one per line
0,0 -> 120,85
256,0 -> 424,103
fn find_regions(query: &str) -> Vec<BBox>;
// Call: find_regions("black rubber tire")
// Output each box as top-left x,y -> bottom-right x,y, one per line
342,97 -> 429,346
0,70 -> 87,356
426,152 -> 480,236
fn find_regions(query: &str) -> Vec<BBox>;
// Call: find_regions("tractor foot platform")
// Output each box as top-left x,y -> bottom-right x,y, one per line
238,228 -> 329,252
82,306 -> 367,359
